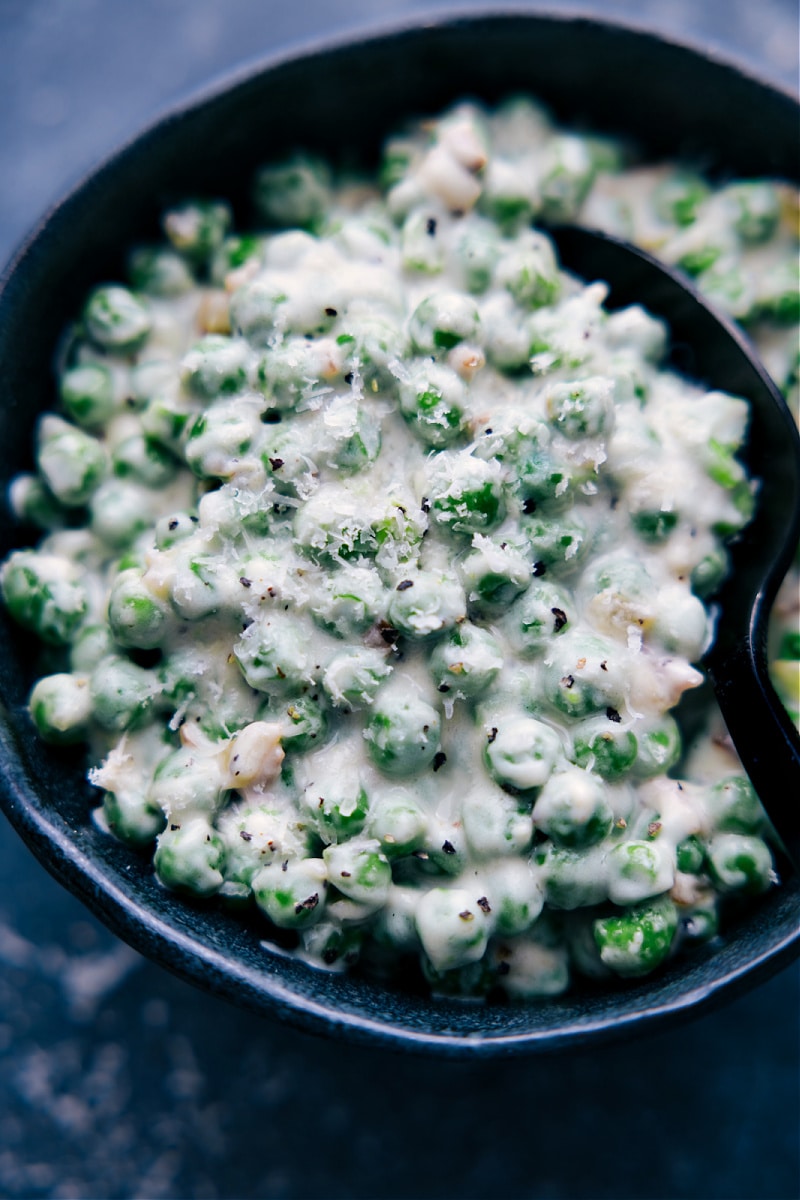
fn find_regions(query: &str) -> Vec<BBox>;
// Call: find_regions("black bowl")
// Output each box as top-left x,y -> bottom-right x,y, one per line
1,12 -> 798,1055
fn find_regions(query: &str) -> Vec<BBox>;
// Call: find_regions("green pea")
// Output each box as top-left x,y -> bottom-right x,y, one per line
398,361 -> 466,447
459,538 -> 531,615
300,920 -> 363,968
428,623 -> 503,697
139,394 -> 193,454
536,135 -> 596,223
756,260 -> 800,323
606,839 -> 675,905
707,776 -> 764,835
89,480 -> 153,550
494,229 -> 560,309
722,181 -> 780,243
461,787 -> 533,859
652,171 -> 710,227
310,564 -> 386,638
322,646 -> 392,709
209,235 -> 264,286
29,673 -> 91,744
338,313 -> 407,393
368,790 -> 428,857
252,858 -> 328,929
233,614 -> 313,695
184,397 -> 262,480
7,475 -> 66,532
479,859 -> 544,937
253,155 -> 331,231
1,549 -> 88,645
107,570 -> 169,650
387,570 -> 466,639
523,513 -> 589,576
706,834 -> 773,895
83,285 -> 151,352
113,434 -> 178,487
365,689 -> 441,777
321,403 -> 382,474
483,714 -> 561,791
454,218 -> 501,293
69,623 -> 115,673
154,818 -> 226,897
593,895 -> 679,977
415,886 -> 492,972
323,840 -> 392,908
60,364 -> 116,428
630,507 -> 679,543
277,694 -> 329,754
292,488 -> 377,563
690,548 -> 729,598
401,209 -> 447,275
676,834 -> 706,875
162,199 -> 231,265
533,767 -> 613,848
503,580 -> 572,657
409,292 -> 481,355
181,335 -> 251,399
128,245 -> 195,296
571,715 -> 638,780
545,376 -> 615,439
154,512 -> 198,550
103,788 -> 166,847
543,633 -> 623,719
533,841 -> 608,910
228,278 -> 290,347
90,656 -> 160,732
631,715 -> 682,778
37,415 -> 107,506
427,453 -> 506,536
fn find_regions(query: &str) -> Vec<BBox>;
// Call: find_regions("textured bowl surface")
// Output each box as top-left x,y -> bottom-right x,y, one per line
1,12 -> 798,1054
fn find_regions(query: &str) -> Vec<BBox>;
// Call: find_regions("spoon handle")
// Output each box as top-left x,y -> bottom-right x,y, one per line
551,224 -> 800,869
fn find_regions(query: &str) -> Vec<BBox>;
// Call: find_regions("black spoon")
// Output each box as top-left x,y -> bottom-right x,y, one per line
550,224 -> 800,868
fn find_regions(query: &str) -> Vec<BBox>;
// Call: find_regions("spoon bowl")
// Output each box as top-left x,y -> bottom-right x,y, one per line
551,225 -> 800,867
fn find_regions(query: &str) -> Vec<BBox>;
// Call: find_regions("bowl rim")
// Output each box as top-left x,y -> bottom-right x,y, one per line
1,7 -> 798,1056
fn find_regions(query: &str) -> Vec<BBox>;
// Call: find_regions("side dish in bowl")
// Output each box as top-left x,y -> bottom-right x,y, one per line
0,15 -> 798,1050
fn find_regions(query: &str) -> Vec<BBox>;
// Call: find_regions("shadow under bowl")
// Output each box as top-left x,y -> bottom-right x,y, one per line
1,12 -> 798,1055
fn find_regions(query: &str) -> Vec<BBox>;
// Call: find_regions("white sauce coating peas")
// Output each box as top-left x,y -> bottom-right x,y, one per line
3,96 -> 795,1001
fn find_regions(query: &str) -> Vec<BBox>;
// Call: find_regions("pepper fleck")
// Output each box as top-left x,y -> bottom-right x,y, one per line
344,372 -> 354,385
437,683 -> 451,693
268,456 -> 284,470
562,674 -> 575,689
396,579 -> 414,591
426,217 -> 437,236
647,821 -> 662,838
606,707 -> 621,723
458,910 -> 474,921
239,577 -> 252,588
477,896 -> 492,914
442,840 -> 456,855
532,561 -> 547,577
487,727 -> 498,744
295,893 -> 319,914
551,607 -> 567,632
325,307 -> 338,317
432,751 -> 447,772
168,518 -> 180,531
420,496 -> 430,513
240,830 -> 253,842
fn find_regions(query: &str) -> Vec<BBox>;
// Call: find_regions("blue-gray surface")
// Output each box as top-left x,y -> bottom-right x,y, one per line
0,2 -> 798,1197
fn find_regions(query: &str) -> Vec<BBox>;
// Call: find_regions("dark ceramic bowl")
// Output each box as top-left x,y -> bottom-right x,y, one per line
1,12 -> 798,1055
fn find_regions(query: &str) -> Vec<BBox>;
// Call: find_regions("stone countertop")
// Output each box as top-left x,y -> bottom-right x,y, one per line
0,3 -> 798,1197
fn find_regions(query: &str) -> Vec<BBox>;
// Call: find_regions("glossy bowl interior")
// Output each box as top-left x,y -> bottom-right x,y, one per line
1,12 -> 799,1054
